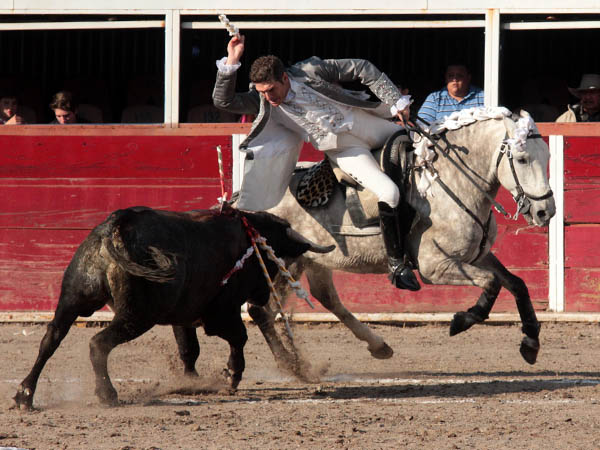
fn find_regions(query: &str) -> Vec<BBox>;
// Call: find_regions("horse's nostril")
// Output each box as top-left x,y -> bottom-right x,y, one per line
537,210 -> 547,219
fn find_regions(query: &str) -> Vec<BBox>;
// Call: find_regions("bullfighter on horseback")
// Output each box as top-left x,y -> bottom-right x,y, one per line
213,34 -> 420,291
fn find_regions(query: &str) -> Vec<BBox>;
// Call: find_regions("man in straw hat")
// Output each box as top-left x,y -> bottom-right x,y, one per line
556,74 -> 600,122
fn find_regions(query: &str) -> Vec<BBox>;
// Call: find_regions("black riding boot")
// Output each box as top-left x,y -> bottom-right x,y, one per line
378,202 -> 420,291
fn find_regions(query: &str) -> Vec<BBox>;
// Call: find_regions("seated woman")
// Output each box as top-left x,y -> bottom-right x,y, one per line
0,88 -> 27,125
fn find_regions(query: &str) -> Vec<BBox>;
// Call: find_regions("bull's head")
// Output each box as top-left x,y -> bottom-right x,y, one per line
243,210 -> 335,259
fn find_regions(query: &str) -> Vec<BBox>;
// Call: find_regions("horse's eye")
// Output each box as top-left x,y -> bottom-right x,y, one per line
517,157 -> 528,164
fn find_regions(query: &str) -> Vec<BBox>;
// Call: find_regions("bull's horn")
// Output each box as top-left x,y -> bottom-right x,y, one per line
286,228 -> 336,254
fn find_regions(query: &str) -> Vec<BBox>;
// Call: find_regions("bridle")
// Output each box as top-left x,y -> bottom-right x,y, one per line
495,133 -> 554,220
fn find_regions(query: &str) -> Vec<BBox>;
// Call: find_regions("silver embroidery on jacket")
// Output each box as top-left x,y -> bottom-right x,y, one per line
370,72 -> 401,106
282,85 -> 346,145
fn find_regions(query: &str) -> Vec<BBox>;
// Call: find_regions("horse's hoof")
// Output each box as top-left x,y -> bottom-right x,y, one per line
520,336 -> 540,365
13,385 -> 34,411
368,342 -> 394,359
449,311 -> 481,336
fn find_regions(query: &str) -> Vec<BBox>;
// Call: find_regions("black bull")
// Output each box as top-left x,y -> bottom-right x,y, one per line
14,205 -> 333,409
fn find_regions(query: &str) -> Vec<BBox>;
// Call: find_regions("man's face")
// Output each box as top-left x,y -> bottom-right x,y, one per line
254,73 -> 290,107
0,97 -> 18,119
580,90 -> 600,115
53,108 -> 77,124
445,65 -> 471,99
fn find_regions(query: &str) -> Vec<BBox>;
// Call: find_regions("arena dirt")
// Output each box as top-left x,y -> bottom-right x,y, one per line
1,320 -> 600,449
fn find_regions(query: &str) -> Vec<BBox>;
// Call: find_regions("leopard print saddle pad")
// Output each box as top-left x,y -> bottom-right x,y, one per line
295,131 -> 411,228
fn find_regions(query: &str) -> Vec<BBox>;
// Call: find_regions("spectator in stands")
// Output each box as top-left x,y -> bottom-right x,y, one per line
417,63 -> 484,125
0,88 -> 26,125
49,91 -> 89,124
556,74 -> 600,123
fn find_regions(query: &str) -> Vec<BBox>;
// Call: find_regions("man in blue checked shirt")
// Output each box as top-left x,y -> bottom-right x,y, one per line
417,63 -> 484,125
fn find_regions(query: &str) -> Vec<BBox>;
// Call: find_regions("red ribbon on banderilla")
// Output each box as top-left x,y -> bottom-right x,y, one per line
216,145 -> 228,205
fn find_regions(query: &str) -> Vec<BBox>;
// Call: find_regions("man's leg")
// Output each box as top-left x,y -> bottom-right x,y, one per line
327,145 -> 420,291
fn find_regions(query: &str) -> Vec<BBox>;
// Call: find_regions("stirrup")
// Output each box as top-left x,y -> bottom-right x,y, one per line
388,263 -> 421,291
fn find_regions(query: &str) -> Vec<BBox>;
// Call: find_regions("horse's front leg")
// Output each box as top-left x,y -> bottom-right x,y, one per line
473,252 -> 540,365
421,251 -> 539,365
420,254 -> 501,335
305,264 -> 393,359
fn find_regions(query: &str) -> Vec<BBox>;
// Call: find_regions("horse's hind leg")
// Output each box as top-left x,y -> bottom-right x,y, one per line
475,252 -> 540,364
305,264 -> 393,359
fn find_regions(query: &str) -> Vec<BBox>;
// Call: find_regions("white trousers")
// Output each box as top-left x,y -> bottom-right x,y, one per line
326,109 -> 402,207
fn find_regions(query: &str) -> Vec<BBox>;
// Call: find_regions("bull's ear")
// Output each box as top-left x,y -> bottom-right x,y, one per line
286,228 -> 336,254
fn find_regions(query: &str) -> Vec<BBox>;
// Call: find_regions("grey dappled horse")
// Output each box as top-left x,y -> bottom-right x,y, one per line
245,108 -> 555,374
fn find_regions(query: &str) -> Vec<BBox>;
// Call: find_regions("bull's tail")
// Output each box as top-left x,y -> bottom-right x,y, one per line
100,211 -> 177,283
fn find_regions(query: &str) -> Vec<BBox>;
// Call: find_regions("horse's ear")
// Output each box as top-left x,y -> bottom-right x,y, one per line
510,108 -> 527,121
519,109 -> 532,119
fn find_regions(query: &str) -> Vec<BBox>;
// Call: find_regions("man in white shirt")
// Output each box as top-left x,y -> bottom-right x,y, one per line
213,35 -> 420,291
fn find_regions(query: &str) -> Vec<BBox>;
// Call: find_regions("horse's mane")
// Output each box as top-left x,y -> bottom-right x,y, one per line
425,106 -> 512,135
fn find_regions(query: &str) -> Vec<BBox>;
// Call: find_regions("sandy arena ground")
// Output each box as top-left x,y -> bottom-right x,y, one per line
1,320 -> 599,449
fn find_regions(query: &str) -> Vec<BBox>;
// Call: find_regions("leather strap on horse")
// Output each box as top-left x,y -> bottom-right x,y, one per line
408,119 -> 511,218
433,177 -> 493,262
496,138 -> 554,219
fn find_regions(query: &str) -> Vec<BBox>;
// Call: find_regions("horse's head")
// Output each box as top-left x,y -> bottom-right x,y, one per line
496,111 -> 556,227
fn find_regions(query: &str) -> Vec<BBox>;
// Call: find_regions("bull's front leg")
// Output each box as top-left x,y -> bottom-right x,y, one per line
213,314 -> 248,393
172,325 -> 200,377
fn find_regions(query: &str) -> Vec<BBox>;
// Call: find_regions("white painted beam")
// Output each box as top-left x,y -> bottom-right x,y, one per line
548,135 -> 565,312
484,9 -> 500,107
503,21 -> 600,30
164,10 -> 181,126
182,20 -> 485,30
0,20 -> 164,30
232,134 -> 248,193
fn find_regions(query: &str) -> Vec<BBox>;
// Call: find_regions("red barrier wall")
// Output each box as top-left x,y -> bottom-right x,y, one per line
0,125 -> 560,313
0,128 -> 232,310
562,137 -> 600,312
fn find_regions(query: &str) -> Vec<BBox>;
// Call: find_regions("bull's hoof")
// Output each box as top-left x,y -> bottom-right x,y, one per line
96,387 -> 119,407
183,369 -> 200,378
221,368 -> 241,391
13,385 -> 34,411
368,342 -> 394,359
449,311 -> 482,336
519,336 -> 540,365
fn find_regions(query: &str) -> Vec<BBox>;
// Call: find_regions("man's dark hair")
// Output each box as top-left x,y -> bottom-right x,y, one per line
250,55 -> 286,84
446,62 -> 471,74
49,90 -> 77,112
0,86 -> 20,101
